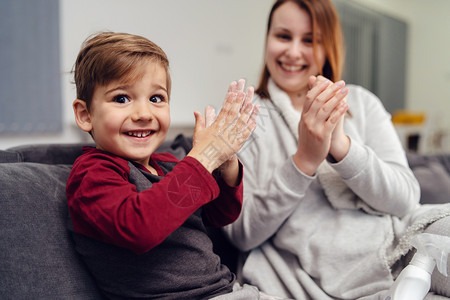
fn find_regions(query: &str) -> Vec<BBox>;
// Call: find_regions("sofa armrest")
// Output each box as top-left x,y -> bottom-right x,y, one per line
0,162 -> 103,298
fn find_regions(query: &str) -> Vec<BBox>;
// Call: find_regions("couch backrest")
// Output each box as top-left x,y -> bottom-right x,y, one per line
406,152 -> 450,205
4,143 -> 89,164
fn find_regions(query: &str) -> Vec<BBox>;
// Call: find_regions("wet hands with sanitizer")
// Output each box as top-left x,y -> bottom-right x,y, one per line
386,233 -> 450,300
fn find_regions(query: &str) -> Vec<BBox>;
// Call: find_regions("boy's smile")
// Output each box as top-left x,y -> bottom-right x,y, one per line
74,60 -> 170,171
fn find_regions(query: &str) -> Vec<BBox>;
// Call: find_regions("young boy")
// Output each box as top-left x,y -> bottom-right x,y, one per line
66,32 -> 265,299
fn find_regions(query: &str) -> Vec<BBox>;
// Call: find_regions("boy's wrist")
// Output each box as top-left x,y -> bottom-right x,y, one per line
186,150 -> 220,173
216,156 -> 240,187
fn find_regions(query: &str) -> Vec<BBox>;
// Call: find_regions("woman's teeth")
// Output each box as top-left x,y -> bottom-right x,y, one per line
127,131 -> 152,138
281,63 -> 304,72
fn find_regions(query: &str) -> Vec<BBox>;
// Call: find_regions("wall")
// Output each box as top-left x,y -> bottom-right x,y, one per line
1,0 -> 450,150
1,0 -> 273,149
350,0 -> 450,150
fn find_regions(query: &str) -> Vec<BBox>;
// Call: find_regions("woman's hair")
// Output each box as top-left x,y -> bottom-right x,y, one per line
73,32 -> 171,110
256,0 -> 344,99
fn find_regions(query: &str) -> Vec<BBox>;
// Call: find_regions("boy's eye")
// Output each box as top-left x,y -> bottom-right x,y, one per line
150,95 -> 164,103
113,95 -> 130,104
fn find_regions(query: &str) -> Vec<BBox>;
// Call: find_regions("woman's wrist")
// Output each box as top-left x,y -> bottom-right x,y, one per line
329,135 -> 350,162
292,151 -> 318,176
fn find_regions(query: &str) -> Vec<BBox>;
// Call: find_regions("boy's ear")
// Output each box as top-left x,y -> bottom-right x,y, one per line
73,99 -> 93,132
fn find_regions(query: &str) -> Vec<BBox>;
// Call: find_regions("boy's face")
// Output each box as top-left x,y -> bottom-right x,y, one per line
75,61 -> 170,168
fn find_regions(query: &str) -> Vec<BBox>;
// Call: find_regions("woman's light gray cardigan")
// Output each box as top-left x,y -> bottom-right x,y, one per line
224,79 -> 450,300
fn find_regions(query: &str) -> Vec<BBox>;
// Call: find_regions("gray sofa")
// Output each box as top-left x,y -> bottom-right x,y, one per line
1,135 -> 449,299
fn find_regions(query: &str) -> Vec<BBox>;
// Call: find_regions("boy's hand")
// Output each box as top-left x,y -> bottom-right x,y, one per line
188,79 -> 259,175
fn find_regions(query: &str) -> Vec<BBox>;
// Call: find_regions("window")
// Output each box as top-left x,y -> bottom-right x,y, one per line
0,0 -> 61,134
333,0 -> 408,113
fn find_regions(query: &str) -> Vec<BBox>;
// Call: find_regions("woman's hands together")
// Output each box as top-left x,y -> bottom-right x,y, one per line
293,75 -> 350,176
188,79 -> 259,184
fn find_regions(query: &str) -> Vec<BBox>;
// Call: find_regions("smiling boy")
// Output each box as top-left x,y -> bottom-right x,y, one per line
65,32 -> 265,299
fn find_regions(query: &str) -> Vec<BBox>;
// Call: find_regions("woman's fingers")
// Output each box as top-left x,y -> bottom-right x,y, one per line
315,84 -> 348,123
303,78 -> 331,113
327,98 -> 348,125
308,75 -> 317,89
304,78 -> 347,123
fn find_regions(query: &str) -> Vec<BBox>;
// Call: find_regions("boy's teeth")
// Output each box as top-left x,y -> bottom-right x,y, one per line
128,131 -> 151,137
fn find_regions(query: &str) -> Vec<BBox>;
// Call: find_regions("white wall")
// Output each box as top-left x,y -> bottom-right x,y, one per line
1,0 -> 273,149
2,0 -> 450,150
60,0 -> 274,124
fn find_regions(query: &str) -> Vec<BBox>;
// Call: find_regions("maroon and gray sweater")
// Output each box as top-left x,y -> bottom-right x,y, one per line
66,147 -> 242,299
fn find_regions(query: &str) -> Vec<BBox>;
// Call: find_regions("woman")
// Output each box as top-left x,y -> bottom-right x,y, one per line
224,0 -> 450,299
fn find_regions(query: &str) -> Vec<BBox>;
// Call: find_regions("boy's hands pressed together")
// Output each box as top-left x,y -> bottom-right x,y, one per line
188,79 -> 259,185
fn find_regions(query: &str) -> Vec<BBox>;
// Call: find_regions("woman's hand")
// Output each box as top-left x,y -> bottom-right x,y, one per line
293,75 -> 349,175
329,107 -> 350,162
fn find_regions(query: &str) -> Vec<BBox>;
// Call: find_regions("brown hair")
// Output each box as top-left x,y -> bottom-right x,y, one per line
256,0 -> 344,99
73,32 -> 171,110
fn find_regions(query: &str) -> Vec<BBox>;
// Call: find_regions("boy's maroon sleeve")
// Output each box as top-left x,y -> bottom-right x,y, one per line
202,162 -> 244,228
67,152 -> 219,254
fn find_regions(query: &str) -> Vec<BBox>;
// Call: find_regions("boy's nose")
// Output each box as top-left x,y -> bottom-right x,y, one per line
131,100 -> 153,122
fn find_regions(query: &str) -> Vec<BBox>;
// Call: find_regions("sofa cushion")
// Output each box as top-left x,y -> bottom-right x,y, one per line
0,162 -> 102,299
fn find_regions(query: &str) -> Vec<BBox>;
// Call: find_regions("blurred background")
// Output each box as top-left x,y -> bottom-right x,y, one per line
1,0 -> 449,153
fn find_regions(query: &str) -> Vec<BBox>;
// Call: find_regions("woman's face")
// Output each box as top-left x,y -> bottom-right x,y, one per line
265,1 -> 326,98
